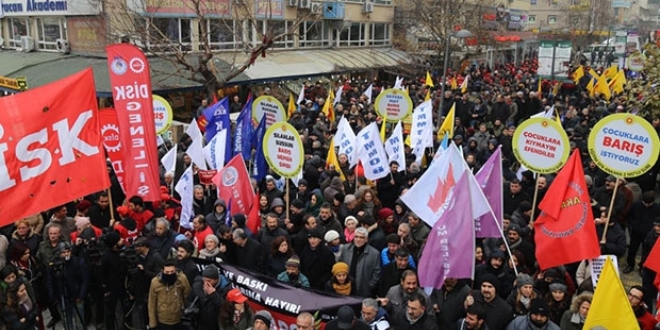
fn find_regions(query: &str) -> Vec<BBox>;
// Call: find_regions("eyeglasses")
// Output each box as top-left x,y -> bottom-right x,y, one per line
628,293 -> 642,301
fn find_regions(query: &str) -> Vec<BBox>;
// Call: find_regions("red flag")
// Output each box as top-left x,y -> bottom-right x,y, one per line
106,44 -> 161,202
534,151 -> 601,270
644,238 -> 660,273
212,155 -> 254,216
0,69 -> 110,226
99,108 -> 126,193
247,189 -> 261,234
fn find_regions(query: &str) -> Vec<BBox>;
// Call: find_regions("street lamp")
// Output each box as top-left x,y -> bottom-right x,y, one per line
438,29 -> 473,128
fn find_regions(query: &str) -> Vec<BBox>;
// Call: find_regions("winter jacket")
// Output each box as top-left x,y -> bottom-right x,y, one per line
339,243 -> 381,297
506,315 -> 560,330
205,199 -> 227,233
147,271 -> 191,328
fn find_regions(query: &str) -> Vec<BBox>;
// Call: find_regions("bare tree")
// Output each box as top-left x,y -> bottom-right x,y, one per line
562,0 -> 614,49
105,0 -> 316,95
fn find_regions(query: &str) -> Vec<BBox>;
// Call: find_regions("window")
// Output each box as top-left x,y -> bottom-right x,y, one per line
570,15 -> 580,25
299,21 -> 329,48
547,16 -> 557,25
339,22 -> 365,47
37,17 -> 66,51
148,18 -> 192,51
269,20 -> 294,49
370,23 -> 390,46
528,16 -> 536,23
9,18 -> 30,49
373,0 -> 391,4
206,19 -> 235,50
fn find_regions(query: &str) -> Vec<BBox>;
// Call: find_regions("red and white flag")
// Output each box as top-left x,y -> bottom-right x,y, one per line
106,44 -> 161,201
0,69 -> 110,226
99,108 -> 126,192
212,155 -> 254,216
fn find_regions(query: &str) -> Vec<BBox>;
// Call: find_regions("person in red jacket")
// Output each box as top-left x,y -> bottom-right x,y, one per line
628,285 -> 658,330
128,196 -> 154,232
185,215 -> 214,252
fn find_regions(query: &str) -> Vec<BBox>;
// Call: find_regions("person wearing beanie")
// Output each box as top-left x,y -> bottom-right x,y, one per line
298,222 -> 335,290
379,234 -> 417,269
250,310 -> 273,330
76,200 -> 92,217
324,229 -> 343,261
376,207 -> 397,236
325,262 -> 355,296
344,216 -> 359,243
465,273 -> 513,330
506,224 -> 536,271
277,255 -> 310,288
189,265 -> 224,330
507,297 -> 560,330
546,282 -> 570,325
325,305 -> 371,330
506,273 -> 539,316
474,249 -> 516,299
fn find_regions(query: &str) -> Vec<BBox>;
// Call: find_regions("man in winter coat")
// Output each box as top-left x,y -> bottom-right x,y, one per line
147,260 -> 191,329
189,265 -> 224,330
464,274 -> 513,330
390,293 -> 439,330
299,228 -> 335,290
339,227 -> 381,297
506,298 -> 560,330
205,199 -> 227,233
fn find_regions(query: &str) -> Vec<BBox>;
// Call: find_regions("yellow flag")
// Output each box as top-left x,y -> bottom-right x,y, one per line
287,92 -> 296,118
404,134 -> 411,147
537,79 -> 542,94
603,64 -> 618,80
326,139 -> 346,181
405,85 -> 409,94
573,66 -> 584,84
425,71 -> 434,87
589,68 -> 600,80
322,90 -> 335,122
609,70 -> 626,94
460,76 -> 469,94
424,89 -> 431,101
450,77 -> 458,90
583,257 -> 638,329
436,103 -> 455,140
594,78 -> 612,100
587,78 -> 595,96
380,111 -> 387,142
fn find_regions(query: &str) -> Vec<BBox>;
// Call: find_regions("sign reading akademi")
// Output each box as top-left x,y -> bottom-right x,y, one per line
1,0 -> 101,16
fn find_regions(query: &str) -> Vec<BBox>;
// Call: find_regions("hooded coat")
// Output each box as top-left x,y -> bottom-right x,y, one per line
205,199 -> 227,232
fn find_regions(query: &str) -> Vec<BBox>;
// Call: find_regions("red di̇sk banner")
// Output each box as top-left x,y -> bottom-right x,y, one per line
212,155 -> 254,215
0,69 -> 110,226
99,108 -> 126,193
106,44 -> 160,202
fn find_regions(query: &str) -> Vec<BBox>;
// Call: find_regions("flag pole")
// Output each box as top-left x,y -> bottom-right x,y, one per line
600,177 -> 620,244
529,174 -> 541,222
285,179 -> 290,221
106,188 -> 116,228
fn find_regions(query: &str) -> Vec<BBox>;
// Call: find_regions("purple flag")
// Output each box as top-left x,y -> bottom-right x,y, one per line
474,146 -> 503,238
418,173 -> 475,289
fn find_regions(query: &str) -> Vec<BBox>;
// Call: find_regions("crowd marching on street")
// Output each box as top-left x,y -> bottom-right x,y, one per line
1,55 -> 660,330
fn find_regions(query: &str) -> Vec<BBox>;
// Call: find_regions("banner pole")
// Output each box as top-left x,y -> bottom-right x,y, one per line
285,179 -> 290,221
600,177 -> 620,244
529,174 -> 541,223
106,188 -> 116,228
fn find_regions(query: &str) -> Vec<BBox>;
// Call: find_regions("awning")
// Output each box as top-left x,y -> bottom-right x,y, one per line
487,31 -> 537,43
2,47 -> 410,96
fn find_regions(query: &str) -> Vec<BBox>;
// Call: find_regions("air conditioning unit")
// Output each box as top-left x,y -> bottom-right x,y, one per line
362,2 -> 373,13
21,36 -> 35,52
310,2 -> 321,13
299,0 -> 311,9
56,38 -> 70,53
323,1 -> 345,20
288,0 -> 299,7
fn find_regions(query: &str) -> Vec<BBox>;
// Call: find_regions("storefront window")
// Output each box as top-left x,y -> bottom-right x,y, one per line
339,22 -> 365,47
37,17 -> 66,51
269,20 -> 294,49
370,23 -> 390,46
299,21 -> 329,48
9,18 -> 30,49
148,18 -> 192,51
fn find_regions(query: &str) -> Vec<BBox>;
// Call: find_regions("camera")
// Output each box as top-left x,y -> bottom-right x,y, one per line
48,255 -> 65,276
119,246 -> 140,273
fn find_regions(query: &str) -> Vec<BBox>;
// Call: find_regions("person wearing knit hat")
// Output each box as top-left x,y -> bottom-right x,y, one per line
76,200 -> 92,216
507,297 -> 560,330
324,230 -> 340,244
252,310 -> 273,330
327,262 -> 354,296
344,216 -> 359,243
277,255 -> 310,288
466,272 -> 514,330
546,282 -> 570,325
511,273 -> 539,316
74,216 -> 91,231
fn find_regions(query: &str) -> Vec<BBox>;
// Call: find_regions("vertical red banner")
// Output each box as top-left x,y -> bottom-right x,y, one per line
99,108 -> 127,193
106,44 -> 160,202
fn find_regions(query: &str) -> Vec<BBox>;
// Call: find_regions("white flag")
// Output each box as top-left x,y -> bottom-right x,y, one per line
335,117 -> 358,167
160,143 -> 178,174
334,86 -> 344,106
410,100 -> 434,164
203,129 -> 227,170
384,121 -> 406,172
394,76 -> 404,90
291,167 -> 304,187
531,105 -> 555,119
186,136 -> 208,170
186,118 -> 203,143
356,122 -> 389,180
156,135 -> 165,147
296,84 -> 306,105
363,84 -> 373,104
175,165 -> 194,230
401,143 -> 491,227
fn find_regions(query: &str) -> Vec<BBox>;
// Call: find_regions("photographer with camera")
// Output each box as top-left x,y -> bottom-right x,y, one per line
99,231 -> 127,330
131,237 -> 164,330
36,223 -> 65,327
187,265 -> 224,330
147,259 -> 191,330
45,242 -> 90,330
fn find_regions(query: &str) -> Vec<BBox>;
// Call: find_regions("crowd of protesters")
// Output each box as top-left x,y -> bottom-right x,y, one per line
0,56 -> 659,330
